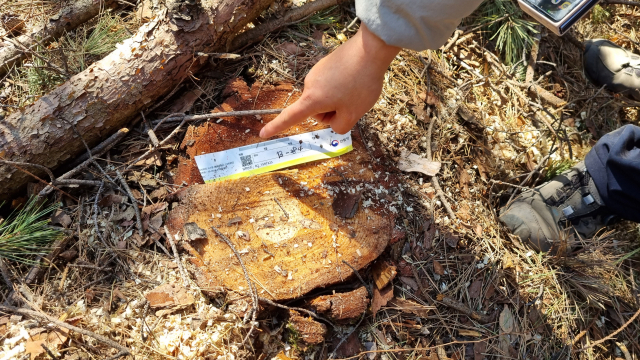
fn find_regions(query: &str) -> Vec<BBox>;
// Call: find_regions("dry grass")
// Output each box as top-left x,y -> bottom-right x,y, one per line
0,1 -> 639,360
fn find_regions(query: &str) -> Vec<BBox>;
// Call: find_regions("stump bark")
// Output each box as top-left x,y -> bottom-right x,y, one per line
0,0 -> 274,201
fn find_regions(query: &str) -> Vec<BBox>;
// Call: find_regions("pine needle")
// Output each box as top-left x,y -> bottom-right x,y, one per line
0,198 -> 61,264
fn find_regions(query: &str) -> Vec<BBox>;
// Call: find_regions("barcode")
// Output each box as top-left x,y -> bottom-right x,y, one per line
240,155 -> 253,167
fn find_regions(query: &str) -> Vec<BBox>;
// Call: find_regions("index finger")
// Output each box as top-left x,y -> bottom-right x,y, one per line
259,96 -> 319,138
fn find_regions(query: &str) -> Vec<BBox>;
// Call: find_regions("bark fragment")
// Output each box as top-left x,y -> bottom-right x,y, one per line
288,310 -> 327,345
309,286 -> 370,321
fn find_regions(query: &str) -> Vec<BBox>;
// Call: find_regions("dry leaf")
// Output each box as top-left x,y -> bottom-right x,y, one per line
468,279 -> 483,298
474,341 -> 487,360
371,284 -> 394,315
24,340 -> 46,360
114,206 -> 136,221
425,91 -> 440,105
363,341 -> 377,360
275,351 -> 293,360
142,202 -> 167,215
148,213 -> 163,232
166,89 -> 203,114
135,150 -> 162,166
399,276 -> 419,291
499,305 -> 515,333
445,233 -> 459,248
335,332 -> 362,358
459,167 -> 471,197
372,261 -> 397,290
149,187 -> 168,200
398,149 -> 441,176
146,283 -> 194,309
433,260 -> 445,275
424,219 -> 435,249
51,209 -> 72,228
276,42 -> 302,56
98,194 -> 124,207
474,224 -> 483,237
386,298 -> 432,318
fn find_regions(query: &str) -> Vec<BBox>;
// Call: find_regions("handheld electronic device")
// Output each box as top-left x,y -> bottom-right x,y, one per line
518,0 -> 601,36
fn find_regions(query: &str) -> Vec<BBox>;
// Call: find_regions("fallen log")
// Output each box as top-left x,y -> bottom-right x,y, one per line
0,0 -> 275,201
0,0 -> 117,77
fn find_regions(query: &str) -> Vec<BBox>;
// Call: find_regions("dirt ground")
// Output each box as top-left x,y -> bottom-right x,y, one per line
0,1 -> 639,359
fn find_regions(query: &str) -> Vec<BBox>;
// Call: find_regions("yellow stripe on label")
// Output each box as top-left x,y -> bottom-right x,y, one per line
204,145 -> 353,183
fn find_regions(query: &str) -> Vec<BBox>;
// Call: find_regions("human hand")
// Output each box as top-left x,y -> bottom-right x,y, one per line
259,24 -> 400,138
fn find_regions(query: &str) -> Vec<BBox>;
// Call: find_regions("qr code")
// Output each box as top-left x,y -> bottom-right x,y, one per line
240,155 -> 253,167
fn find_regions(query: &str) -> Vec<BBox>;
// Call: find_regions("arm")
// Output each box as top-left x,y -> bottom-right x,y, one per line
259,24 -> 399,137
259,0 -> 482,138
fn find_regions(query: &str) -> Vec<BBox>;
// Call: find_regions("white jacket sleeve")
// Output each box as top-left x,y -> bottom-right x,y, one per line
355,0 -> 485,51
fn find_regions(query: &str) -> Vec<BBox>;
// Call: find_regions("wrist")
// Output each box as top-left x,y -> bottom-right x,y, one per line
357,24 -> 401,71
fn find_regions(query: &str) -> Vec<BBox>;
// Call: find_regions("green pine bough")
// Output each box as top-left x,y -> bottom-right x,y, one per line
473,0 -> 538,67
0,198 -> 62,264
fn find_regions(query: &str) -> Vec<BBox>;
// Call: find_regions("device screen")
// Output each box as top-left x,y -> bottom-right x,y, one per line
523,0 -> 584,21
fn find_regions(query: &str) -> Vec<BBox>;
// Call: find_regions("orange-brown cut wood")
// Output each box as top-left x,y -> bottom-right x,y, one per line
166,79 -> 398,301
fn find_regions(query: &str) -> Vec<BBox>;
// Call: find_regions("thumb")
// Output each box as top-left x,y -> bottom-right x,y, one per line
323,110 -> 357,135
260,97 -> 319,138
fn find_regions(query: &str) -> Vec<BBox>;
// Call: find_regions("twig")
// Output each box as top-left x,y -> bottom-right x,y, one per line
151,108 -> 284,127
163,225 -> 190,288
341,260 -> 372,298
0,35 -> 69,79
141,111 -> 160,147
229,0 -> 348,50
273,198 -> 289,219
210,226 -> 258,345
257,296 -> 335,328
116,170 -> 143,237
128,116 -> 189,170
577,307 -> 640,352
329,311 -> 366,359
339,336 -> 501,360
0,305 -> 132,355
40,344 -> 60,360
441,29 -> 462,53
0,158 -> 77,201
104,351 -> 128,360
438,296 -> 493,324
93,182 -> 106,244
40,129 -> 129,197
0,259 -> 14,296
65,128 -> 130,170
426,117 -> 456,221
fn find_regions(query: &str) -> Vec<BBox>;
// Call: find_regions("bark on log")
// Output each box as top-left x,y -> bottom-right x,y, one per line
0,0 -> 117,77
0,0 -> 274,201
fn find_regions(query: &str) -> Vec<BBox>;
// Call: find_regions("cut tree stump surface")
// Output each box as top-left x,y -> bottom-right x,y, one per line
166,79 -> 398,300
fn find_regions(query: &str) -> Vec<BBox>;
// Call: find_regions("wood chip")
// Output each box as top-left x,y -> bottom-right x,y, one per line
397,149 -> 441,176
183,222 -> 207,242
372,261 -> 397,290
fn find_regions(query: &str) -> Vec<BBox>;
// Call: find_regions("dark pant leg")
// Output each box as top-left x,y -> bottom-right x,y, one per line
585,124 -> 640,223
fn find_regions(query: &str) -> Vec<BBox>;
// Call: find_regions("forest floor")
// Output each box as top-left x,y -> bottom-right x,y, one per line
0,0 -> 639,359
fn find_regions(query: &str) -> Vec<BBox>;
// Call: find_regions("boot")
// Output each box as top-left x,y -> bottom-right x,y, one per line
499,162 -> 618,252
584,39 -> 640,101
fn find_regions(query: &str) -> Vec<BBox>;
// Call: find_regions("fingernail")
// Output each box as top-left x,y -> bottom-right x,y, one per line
259,128 -> 266,138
